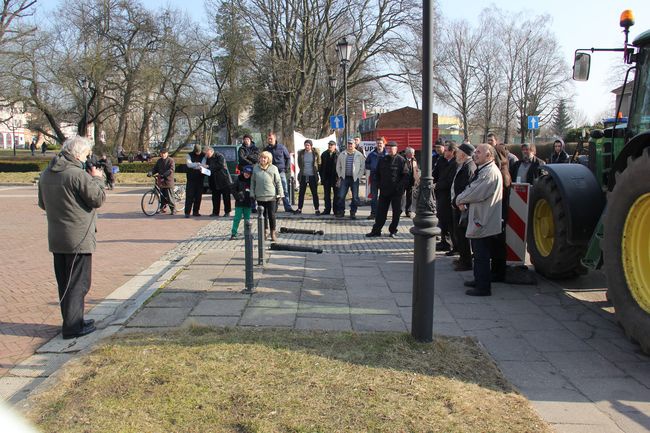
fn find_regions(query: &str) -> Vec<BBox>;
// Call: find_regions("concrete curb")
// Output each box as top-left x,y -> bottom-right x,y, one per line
0,253 -> 199,404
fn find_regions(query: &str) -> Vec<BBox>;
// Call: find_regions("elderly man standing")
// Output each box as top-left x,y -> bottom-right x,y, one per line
205,146 -> 232,217
456,143 -> 503,296
451,143 -> 476,271
366,141 -> 409,238
38,136 -> 106,339
184,144 -> 206,218
403,147 -> 420,218
433,141 -> 458,251
510,143 -> 545,184
335,137 -> 365,219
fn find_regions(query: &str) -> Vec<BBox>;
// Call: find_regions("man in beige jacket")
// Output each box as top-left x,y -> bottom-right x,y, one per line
455,143 -> 503,296
335,138 -> 366,219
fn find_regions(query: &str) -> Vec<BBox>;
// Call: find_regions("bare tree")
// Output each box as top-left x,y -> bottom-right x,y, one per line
434,18 -> 482,139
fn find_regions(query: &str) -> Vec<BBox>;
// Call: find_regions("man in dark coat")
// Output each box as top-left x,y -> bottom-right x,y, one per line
364,136 -> 386,219
319,140 -> 340,215
238,134 -> 259,169
184,144 -> 206,218
366,141 -> 410,238
451,143 -> 477,271
151,148 -> 176,214
264,132 -> 294,212
206,146 -> 233,216
433,141 -> 458,251
38,136 -> 106,339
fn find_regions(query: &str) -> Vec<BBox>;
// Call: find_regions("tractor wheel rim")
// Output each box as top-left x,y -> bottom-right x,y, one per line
533,199 -> 554,257
622,192 -> 650,314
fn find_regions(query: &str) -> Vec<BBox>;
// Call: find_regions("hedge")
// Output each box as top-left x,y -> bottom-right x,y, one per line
0,159 -> 194,174
0,160 -> 49,172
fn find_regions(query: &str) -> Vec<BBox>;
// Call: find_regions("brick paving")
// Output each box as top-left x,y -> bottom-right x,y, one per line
0,186 -> 212,377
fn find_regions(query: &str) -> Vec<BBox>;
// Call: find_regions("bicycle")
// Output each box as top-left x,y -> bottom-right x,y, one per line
141,173 -> 186,216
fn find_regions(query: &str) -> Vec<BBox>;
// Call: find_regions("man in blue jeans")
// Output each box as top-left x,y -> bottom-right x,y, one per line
455,143 -> 503,296
365,136 -> 386,219
264,132 -> 294,212
335,138 -> 366,219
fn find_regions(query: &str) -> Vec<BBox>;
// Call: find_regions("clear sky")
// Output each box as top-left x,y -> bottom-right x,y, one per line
38,0 -> 650,124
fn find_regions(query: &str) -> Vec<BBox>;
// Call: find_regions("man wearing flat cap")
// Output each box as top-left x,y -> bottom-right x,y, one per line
366,141 -> 409,238
451,143 -> 477,271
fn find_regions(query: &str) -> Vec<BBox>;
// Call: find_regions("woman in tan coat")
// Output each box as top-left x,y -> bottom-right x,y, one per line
250,151 -> 283,241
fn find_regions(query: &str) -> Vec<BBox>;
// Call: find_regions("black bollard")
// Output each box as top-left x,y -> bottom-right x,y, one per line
279,227 -> 324,236
270,243 -> 323,254
257,204 -> 265,265
242,219 -> 256,294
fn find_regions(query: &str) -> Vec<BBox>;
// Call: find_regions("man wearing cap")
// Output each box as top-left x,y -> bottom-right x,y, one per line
184,144 -> 206,218
433,141 -> 458,251
366,141 -> 409,238
403,147 -> 419,218
335,138 -> 365,219
319,140 -> 340,215
151,147 -> 176,214
365,136 -> 387,219
451,143 -> 476,271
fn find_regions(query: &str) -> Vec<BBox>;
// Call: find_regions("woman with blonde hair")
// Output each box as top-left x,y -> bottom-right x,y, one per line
250,151 -> 283,241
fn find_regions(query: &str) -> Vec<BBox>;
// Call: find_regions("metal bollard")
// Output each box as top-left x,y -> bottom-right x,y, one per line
242,219 -> 256,294
257,204 -> 265,265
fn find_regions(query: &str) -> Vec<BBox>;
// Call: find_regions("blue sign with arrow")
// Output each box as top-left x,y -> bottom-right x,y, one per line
330,115 -> 345,130
527,115 -> 540,130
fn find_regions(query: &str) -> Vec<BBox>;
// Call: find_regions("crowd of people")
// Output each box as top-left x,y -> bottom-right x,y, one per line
143,131 -> 576,298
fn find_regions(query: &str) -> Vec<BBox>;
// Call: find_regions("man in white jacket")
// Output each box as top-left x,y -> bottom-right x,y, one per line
455,143 -> 503,296
335,138 -> 366,219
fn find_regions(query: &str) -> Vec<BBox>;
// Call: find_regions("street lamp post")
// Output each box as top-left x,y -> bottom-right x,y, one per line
329,75 -> 338,142
79,77 -> 89,137
336,38 -> 352,143
410,0 -> 439,342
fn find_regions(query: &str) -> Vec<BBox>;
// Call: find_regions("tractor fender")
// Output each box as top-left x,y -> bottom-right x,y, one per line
609,131 -> 650,191
535,164 -> 605,245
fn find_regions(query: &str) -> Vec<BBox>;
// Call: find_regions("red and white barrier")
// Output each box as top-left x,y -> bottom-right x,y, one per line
506,183 -> 530,265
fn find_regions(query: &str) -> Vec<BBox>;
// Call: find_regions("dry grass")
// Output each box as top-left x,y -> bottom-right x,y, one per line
25,328 -> 550,433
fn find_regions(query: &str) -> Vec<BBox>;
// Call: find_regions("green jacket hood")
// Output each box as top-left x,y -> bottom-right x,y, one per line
49,150 -> 83,173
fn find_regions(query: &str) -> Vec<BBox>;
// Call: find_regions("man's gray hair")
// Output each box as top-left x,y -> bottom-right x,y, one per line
484,144 -> 495,159
405,147 -> 415,155
203,145 -> 213,153
63,136 -> 93,160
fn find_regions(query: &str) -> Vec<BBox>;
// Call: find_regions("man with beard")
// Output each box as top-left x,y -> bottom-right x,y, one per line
510,143 -> 545,184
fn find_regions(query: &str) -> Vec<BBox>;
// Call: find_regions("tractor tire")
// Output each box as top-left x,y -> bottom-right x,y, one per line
603,147 -> 650,353
527,174 -> 586,279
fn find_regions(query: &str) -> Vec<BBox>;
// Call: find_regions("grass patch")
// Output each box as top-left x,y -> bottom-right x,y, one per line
25,328 -> 549,433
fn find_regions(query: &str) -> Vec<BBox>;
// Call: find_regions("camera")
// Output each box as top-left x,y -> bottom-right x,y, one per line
85,154 -> 106,171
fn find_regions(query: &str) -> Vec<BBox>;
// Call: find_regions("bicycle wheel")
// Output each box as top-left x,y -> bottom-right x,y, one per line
141,190 -> 160,216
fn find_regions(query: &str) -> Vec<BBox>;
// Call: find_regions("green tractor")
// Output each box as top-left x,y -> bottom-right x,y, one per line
527,10 -> 650,352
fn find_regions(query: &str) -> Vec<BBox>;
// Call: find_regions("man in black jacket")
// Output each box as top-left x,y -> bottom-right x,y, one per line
206,147 -> 232,217
184,144 -> 206,218
451,143 -> 476,271
366,141 -> 409,238
319,140 -> 340,215
510,143 -> 545,184
238,134 -> 259,169
433,141 -> 458,251
151,148 -> 176,214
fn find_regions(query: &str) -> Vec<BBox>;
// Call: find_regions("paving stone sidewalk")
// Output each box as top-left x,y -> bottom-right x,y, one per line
3,209 -> 650,433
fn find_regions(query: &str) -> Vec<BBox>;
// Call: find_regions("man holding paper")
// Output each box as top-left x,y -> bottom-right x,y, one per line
185,144 -> 207,218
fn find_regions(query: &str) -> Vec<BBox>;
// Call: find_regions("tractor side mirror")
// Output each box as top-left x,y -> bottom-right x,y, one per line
573,52 -> 591,81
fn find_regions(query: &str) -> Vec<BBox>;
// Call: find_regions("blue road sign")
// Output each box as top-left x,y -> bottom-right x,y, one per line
527,115 -> 540,130
330,115 -> 345,129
